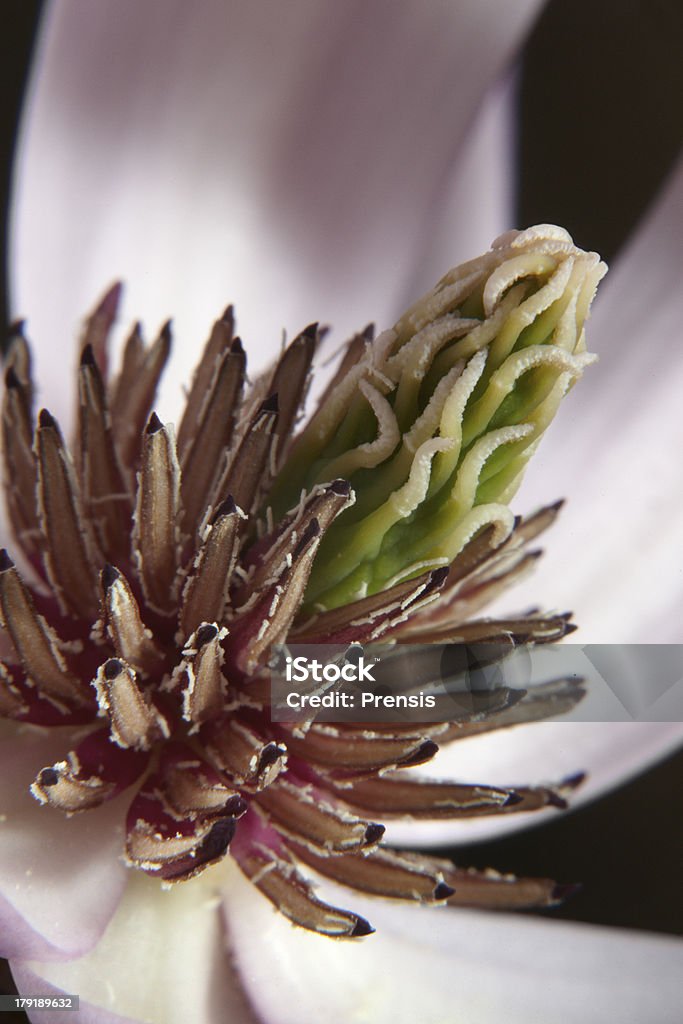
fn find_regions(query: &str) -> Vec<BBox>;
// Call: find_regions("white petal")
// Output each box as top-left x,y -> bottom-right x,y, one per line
15,867 -> 256,1024
9,962 -> 137,1024
0,727 -> 128,959
403,67 -> 520,301
223,869 -> 683,1024
12,0 -> 543,428
508,155 -> 683,642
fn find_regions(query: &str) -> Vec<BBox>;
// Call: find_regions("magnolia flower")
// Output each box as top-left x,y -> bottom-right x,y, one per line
3,3 -> 682,1024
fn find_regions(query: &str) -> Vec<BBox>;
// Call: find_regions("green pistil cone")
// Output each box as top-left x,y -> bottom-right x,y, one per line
272,225 -> 606,610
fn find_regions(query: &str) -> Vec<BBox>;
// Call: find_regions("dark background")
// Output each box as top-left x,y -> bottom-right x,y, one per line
1,0 -> 681,1014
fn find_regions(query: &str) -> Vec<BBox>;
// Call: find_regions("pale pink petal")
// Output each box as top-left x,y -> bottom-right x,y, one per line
0,728 -> 128,959
224,869 -> 683,1024
402,68 -> 519,300
11,0 -> 543,427
14,869 -> 257,1024
9,962 -> 137,1024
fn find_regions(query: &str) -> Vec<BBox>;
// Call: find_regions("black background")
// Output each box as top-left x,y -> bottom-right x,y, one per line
1,1 -> 681,1014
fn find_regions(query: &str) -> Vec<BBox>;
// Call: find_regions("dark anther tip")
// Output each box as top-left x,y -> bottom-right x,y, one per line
344,643 -> 363,662
551,882 -> 582,903
230,336 -> 244,354
364,823 -> 385,845
503,790 -> 524,807
350,916 -> 375,938
146,411 -> 164,434
404,740 -> 439,767
39,408 -> 56,429
562,771 -> 586,790
329,479 -> 351,496
213,496 -> 238,521
38,767 -> 60,787
260,393 -> 279,414
433,882 -> 455,901
103,658 -> 124,680
195,623 -> 218,647
225,794 -> 248,818
258,743 -> 285,772
202,817 -> 236,859
80,344 -> 96,367
299,322 -> 319,341
102,563 -> 120,589
160,320 -> 172,342
7,318 -> 26,338
0,549 -> 14,571
563,622 -> 578,636
547,793 -> 569,810
221,303 -> 234,323
97,281 -> 122,316
4,366 -> 21,389
362,323 -> 375,341
504,688 -> 528,710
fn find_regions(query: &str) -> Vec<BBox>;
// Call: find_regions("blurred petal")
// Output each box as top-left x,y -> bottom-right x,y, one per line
14,868 -> 257,1024
403,67 -> 519,299
11,0 -> 542,425
0,728 -> 127,958
509,156 -> 683,642
9,963 -> 136,1024
223,869 -> 682,1024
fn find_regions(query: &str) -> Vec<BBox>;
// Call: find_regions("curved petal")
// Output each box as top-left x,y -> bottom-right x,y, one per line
223,869 -> 683,1024
401,67 -> 519,302
11,0 -> 542,427
0,728 -> 128,959
508,155 -> 683,642
9,963 -> 137,1024
13,868 -> 258,1024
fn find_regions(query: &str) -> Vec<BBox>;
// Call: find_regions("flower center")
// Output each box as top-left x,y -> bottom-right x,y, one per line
0,225 -> 603,935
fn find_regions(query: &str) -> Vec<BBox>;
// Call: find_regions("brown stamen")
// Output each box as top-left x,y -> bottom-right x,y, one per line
179,497 -> 244,638
234,843 -> 374,939
179,340 -> 246,534
110,320 -> 172,468
133,413 -> 182,613
176,307 -> 234,459
92,657 -> 167,750
101,564 -> 164,674
36,409 -> 101,618
256,778 -> 385,855
0,551 -> 88,705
